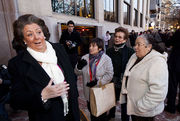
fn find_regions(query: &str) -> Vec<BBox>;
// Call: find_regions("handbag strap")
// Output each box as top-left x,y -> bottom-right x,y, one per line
99,81 -> 107,90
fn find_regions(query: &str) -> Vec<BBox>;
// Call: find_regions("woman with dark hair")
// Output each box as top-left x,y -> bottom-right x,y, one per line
106,27 -> 134,121
165,29 -> 180,113
74,38 -> 113,121
8,14 -> 80,121
120,34 -> 168,121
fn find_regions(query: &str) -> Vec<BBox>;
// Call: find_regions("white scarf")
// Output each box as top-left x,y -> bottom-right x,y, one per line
27,41 -> 69,116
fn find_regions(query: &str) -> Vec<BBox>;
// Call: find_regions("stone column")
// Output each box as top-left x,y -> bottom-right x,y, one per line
95,0 -> 103,38
142,0 -> 146,29
118,0 -> 124,26
95,0 -> 104,22
137,0 -> 140,28
130,0 -> 134,26
147,0 -> 150,29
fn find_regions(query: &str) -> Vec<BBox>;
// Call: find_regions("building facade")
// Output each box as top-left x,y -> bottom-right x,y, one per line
0,0 -> 150,65
149,0 -> 174,30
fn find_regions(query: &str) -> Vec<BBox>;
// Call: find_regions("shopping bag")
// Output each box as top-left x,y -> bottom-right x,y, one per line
90,82 -> 116,117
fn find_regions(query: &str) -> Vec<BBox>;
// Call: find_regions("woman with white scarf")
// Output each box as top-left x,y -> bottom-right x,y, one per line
8,14 -> 80,121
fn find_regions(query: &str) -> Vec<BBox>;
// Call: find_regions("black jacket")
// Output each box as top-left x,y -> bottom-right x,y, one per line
106,45 -> 134,78
0,66 -> 11,102
60,29 -> 81,55
8,43 -> 80,121
129,33 -> 137,47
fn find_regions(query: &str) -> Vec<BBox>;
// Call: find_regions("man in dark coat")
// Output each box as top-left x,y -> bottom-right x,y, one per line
106,27 -> 134,121
59,20 -> 81,69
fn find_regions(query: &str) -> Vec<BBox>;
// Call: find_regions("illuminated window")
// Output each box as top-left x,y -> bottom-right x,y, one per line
52,0 -> 94,18
104,0 -> 118,22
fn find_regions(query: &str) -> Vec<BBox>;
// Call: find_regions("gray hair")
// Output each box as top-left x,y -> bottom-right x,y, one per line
137,34 -> 165,54
137,34 -> 150,45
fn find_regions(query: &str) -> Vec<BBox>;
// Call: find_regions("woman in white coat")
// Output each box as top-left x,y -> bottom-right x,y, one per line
120,34 -> 168,121
75,38 -> 113,121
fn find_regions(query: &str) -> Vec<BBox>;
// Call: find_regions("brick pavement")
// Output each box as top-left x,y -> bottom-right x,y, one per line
8,76 -> 180,121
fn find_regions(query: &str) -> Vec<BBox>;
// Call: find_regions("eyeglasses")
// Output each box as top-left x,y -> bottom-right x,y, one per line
114,36 -> 123,39
134,43 -> 146,47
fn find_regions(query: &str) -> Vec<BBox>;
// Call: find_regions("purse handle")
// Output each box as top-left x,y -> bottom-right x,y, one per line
99,81 -> 106,90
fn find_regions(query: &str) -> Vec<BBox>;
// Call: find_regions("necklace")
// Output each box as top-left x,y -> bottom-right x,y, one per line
114,43 -> 125,51
114,46 -> 122,51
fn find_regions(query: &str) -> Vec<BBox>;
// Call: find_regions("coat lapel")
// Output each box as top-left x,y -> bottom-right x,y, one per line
22,51 -> 50,87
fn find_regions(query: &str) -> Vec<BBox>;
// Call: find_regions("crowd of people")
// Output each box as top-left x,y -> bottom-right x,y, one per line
0,14 -> 179,121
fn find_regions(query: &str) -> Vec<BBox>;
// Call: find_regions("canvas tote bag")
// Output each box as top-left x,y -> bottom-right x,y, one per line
90,82 -> 116,117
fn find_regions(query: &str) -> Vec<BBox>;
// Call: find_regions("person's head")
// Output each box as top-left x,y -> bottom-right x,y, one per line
158,29 -> 162,33
114,27 -> 129,45
139,31 -> 143,35
165,29 -> 169,33
143,31 -> 147,34
106,31 -> 110,35
134,34 -> 164,58
67,20 -> 75,33
89,38 -> 104,55
131,30 -> 135,33
13,14 -> 50,52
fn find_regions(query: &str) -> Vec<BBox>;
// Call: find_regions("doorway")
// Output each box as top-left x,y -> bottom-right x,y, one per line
61,24 -> 96,56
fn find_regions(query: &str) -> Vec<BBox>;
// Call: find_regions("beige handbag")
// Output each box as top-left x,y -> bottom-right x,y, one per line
90,82 -> 116,117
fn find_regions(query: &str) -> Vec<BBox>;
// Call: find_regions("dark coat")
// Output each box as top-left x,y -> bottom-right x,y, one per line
166,30 -> 180,113
8,43 -> 80,121
59,29 -> 81,68
60,29 -> 81,55
167,29 -> 180,72
0,65 -> 11,103
106,45 -> 134,101
106,45 -> 134,78
129,33 -> 137,47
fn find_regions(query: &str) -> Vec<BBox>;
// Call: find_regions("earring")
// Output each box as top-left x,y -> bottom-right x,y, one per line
44,37 -> 46,40
24,42 -> 27,45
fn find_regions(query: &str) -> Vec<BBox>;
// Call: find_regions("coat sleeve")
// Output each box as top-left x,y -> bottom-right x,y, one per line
74,65 -> 83,76
8,60 -> 50,111
136,58 -> 168,113
74,55 -> 88,76
97,56 -> 114,85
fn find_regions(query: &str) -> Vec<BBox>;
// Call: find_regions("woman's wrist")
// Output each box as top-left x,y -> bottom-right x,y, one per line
41,91 -> 47,103
41,96 -> 47,103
